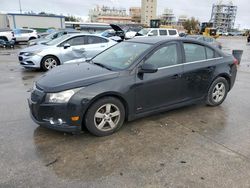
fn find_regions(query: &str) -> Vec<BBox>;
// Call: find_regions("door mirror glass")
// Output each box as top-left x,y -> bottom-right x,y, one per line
63,43 -> 70,49
139,63 -> 158,74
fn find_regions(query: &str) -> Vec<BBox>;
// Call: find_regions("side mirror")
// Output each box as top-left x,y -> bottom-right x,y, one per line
148,33 -> 154,37
63,43 -> 70,49
138,64 -> 158,74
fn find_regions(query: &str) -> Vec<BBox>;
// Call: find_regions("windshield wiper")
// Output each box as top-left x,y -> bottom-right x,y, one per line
92,62 -> 112,71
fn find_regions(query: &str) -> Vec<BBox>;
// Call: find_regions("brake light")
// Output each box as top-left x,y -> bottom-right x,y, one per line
233,58 -> 239,65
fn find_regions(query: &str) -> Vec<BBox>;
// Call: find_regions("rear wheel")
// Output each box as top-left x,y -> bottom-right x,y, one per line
206,77 -> 229,106
85,97 -> 125,136
41,56 -> 59,71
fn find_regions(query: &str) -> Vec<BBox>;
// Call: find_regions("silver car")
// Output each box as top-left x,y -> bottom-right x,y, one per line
19,33 -> 117,71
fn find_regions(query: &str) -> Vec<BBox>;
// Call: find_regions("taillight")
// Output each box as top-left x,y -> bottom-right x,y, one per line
233,58 -> 239,66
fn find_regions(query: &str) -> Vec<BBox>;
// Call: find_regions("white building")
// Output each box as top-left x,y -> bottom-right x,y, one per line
141,0 -> 157,26
0,13 -> 65,30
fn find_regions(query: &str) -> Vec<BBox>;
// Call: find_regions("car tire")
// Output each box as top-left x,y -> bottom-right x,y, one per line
41,56 -> 59,71
206,77 -> 229,106
84,97 -> 125,136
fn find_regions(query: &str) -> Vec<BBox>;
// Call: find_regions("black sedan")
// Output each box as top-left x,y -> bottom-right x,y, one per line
29,37 -> 238,136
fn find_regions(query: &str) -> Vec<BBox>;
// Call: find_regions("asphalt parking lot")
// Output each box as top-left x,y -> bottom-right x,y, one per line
0,36 -> 250,188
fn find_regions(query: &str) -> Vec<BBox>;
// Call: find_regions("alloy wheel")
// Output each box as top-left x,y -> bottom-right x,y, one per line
212,82 -> 226,103
94,103 -> 121,131
44,58 -> 57,70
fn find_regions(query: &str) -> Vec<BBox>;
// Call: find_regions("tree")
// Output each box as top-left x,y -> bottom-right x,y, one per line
65,15 -> 81,22
183,17 -> 200,34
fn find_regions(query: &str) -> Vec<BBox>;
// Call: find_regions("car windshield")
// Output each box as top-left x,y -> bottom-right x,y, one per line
43,35 -> 70,46
44,32 -> 60,40
92,42 -> 152,70
138,28 -> 150,36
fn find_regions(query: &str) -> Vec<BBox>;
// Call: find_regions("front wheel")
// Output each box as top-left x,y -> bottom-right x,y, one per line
206,77 -> 229,106
84,97 -> 125,136
41,56 -> 59,71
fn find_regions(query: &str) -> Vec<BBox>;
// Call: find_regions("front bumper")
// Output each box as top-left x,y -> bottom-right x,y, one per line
18,54 -> 42,68
28,97 -> 82,133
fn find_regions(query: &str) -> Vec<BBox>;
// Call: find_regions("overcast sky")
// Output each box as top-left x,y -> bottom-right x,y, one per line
0,0 -> 249,29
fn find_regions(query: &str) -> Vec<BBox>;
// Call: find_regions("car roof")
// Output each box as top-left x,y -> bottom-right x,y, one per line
128,36 -> 215,46
63,33 -> 110,40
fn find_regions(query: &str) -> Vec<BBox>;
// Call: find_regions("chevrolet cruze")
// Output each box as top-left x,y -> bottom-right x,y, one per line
29,37 -> 238,136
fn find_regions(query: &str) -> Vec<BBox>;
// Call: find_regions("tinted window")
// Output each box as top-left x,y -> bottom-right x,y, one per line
184,43 -> 206,62
65,36 -> 85,46
206,47 -> 215,59
145,44 -> 178,68
168,30 -> 177,35
21,29 -> 33,33
149,30 -> 158,36
159,30 -> 167,36
86,36 -> 108,44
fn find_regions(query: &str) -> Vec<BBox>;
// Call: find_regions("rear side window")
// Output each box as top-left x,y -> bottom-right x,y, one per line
86,36 -> 108,44
159,30 -> 167,36
168,30 -> 177,36
184,43 -> 206,62
21,29 -> 33,33
206,47 -> 215,59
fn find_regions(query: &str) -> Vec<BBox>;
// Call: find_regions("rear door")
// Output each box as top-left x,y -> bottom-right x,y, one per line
135,42 -> 184,113
181,42 -> 222,100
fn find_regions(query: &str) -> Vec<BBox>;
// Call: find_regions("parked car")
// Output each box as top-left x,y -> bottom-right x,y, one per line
13,28 -> 38,43
29,37 -> 238,136
186,35 -> 222,49
0,28 -> 15,42
19,33 -> 117,71
28,29 -> 80,46
135,28 -> 179,37
0,39 -> 15,48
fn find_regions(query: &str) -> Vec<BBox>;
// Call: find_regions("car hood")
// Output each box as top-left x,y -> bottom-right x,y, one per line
110,24 -> 124,32
36,62 -> 120,93
20,44 -> 52,53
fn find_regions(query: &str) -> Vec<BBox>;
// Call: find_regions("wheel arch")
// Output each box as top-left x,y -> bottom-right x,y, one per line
40,55 -> 61,67
213,73 -> 231,91
81,92 -> 129,127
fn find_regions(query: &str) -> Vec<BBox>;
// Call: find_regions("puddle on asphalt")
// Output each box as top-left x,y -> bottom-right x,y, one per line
22,75 -> 35,80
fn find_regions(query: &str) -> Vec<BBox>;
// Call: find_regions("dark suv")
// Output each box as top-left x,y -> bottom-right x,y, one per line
29,37 -> 238,136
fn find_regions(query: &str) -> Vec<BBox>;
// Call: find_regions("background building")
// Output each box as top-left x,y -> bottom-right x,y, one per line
210,1 -> 237,32
129,7 -> 141,23
160,8 -> 176,26
0,13 -> 65,31
177,15 -> 187,26
89,6 -> 131,24
141,0 -> 157,26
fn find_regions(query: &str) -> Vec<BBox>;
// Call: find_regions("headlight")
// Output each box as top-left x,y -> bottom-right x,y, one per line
45,88 -> 82,103
23,51 -> 40,56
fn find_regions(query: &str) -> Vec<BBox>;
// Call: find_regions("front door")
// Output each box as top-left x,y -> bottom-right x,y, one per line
135,42 -> 184,113
60,36 -> 87,62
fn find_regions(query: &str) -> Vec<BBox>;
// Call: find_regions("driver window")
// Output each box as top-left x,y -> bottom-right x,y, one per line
62,36 -> 85,46
145,44 -> 178,68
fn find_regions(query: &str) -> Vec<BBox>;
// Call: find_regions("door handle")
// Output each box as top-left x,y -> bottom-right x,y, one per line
172,74 -> 182,79
100,45 -> 105,47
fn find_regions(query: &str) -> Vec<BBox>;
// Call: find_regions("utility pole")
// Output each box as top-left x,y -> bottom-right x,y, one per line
18,0 -> 22,14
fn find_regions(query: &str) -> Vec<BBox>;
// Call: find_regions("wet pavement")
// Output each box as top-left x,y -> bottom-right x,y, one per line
0,36 -> 250,187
